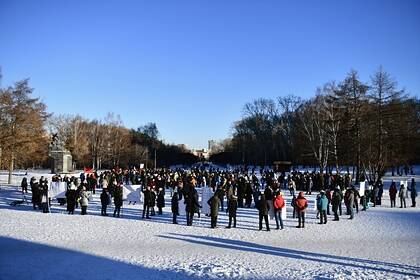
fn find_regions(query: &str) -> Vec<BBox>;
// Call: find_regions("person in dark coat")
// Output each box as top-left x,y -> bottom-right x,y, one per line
408,178 -> 417,207
66,182 -> 78,214
113,184 -> 123,217
332,187 -> 341,221
157,188 -> 165,215
337,187 -> 344,215
171,191 -> 179,224
41,181 -> 50,213
389,181 -> 397,208
291,194 -> 297,219
244,183 -> 253,208
257,193 -> 270,231
185,186 -> 200,226
142,186 -> 152,219
208,194 -> 221,228
21,177 -> 28,194
100,188 -> 110,216
295,192 -> 308,228
226,195 -> 238,228
30,177 -> 40,210
344,187 -> 355,219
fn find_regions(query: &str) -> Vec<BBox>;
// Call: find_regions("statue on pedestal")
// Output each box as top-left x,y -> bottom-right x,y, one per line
49,133 -> 73,174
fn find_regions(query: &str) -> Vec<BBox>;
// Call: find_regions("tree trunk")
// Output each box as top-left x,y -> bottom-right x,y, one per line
8,153 -> 14,184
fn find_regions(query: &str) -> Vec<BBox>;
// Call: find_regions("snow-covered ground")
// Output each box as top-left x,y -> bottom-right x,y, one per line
0,171 -> 419,280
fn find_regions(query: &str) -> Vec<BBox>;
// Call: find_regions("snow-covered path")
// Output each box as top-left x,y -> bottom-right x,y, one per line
0,173 -> 419,279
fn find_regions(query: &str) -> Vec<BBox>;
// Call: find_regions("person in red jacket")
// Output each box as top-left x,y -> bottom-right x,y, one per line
273,192 -> 285,230
295,192 -> 308,228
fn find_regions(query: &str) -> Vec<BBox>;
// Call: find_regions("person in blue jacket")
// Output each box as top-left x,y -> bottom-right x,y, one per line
317,190 -> 328,224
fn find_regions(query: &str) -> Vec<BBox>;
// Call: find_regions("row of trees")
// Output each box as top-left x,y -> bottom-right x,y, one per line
47,116 -> 198,170
211,67 -> 419,182
0,75 -> 198,183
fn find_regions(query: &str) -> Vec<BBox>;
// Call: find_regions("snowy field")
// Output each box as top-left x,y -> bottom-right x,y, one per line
0,171 -> 419,280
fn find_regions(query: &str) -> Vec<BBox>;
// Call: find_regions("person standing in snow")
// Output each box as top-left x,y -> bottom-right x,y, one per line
288,179 -> 296,197
332,187 -> 341,221
317,190 -> 328,224
113,183 -> 123,218
185,185 -> 200,226
291,194 -> 297,219
273,191 -> 285,230
408,178 -> 417,207
30,177 -> 41,210
100,188 -> 110,216
171,190 -> 179,224
79,187 -> 90,215
399,183 -> 407,208
389,181 -> 397,208
226,195 -> 238,229
21,177 -> 28,194
344,187 -> 355,220
41,180 -> 50,213
157,187 -> 165,215
208,193 -> 221,228
295,192 -> 308,228
326,189 -> 332,215
257,193 -> 270,231
142,185 -> 152,219
66,181 -> 78,215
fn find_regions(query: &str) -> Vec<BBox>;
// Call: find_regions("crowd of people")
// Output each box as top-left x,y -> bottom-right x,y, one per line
21,167 -> 418,230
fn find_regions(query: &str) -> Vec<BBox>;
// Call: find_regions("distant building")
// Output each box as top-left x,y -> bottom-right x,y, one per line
192,149 -> 209,160
208,140 -> 216,151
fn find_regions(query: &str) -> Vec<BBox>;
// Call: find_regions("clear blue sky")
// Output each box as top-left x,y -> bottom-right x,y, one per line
1,0 -> 419,149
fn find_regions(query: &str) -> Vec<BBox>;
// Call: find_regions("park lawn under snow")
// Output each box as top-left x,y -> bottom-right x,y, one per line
0,171 -> 419,280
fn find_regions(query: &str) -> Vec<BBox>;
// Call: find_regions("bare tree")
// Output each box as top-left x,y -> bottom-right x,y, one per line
297,95 -> 330,174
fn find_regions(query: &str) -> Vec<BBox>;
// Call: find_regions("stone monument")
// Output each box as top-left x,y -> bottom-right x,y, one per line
49,133 -> 73,174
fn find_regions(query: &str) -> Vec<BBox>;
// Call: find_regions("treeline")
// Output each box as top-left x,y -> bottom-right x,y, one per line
211,67 -> 419,182
48,115 -> 198,169
0,76 -> 198,183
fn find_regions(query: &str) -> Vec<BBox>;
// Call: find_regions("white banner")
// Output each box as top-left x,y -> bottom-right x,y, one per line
281,199 -> 287,220
359,181 -> 366,197
200,186 -> 213,216
50,182 -> 67,199
178,198 -> 186,215
123,184 -> 143,203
